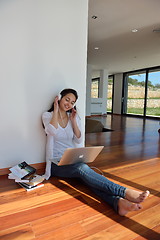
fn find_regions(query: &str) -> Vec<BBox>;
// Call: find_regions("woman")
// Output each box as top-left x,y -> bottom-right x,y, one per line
42,88 -> 149,216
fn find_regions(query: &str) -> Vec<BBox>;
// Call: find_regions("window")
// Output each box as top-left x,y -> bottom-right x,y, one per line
91,77 -> 100,98
107,75 -> 114,112
123,67 -> 160,117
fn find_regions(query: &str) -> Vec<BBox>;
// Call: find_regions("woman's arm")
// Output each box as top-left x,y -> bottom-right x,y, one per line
70,108 -> 81,139
49,96 -> 59,129
42,96 -> 60,136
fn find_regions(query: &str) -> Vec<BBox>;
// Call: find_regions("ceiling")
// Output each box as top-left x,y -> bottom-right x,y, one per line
87,0 -> 160,75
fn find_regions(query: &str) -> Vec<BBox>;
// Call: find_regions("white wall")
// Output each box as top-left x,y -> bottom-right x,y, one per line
85,64 -> 92,116
0,0 -> 88,169
113,73 -> 123,114
99,69 -> 108,114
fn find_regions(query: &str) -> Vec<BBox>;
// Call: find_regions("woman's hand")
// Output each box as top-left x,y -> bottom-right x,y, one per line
70,108 -> 81,139
54,96 -> 59,113
70,108 -> 77,122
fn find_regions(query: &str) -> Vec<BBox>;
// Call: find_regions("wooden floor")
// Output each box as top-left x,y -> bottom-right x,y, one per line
0,115 -> 160,240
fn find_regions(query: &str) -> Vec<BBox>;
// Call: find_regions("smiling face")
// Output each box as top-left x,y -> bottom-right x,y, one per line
59,93 -> 76,112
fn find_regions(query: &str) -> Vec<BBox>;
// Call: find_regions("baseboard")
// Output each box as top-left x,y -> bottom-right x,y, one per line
0,162 -> 46,176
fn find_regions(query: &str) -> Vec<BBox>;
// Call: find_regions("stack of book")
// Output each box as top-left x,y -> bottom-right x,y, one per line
8,161 -> 44,191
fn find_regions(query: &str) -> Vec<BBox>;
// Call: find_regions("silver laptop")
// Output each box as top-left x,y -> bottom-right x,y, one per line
58,146 -> 104,166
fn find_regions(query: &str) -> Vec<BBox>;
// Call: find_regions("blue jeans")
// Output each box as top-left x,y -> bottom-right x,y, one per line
51,162 -> 126,213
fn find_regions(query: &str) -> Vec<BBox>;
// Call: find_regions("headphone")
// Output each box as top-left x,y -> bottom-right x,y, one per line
58,92 -> 61,101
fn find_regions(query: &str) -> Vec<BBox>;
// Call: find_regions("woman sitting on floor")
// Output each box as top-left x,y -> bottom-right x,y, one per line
42,88 -> 150,216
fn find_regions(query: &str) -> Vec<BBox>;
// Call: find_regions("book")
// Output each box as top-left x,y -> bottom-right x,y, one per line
8,173 -> 30,182
9,173 -> 44,185
14,174 -> 44,186
8,161 -> 45,191
9,161 -> 36,179
18,182 -> 44,191
27,174 -> 44,186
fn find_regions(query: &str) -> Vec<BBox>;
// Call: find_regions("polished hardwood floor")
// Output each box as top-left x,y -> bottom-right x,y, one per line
0,115 -> 160,240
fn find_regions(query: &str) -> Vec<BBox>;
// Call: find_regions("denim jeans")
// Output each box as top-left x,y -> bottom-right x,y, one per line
51,162 -> 126,213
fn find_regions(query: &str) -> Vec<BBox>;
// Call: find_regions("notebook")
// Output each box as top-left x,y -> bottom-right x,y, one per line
57,146 -> 104,166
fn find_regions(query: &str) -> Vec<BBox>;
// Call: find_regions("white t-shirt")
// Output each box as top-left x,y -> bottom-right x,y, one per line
42,111 -> 83,179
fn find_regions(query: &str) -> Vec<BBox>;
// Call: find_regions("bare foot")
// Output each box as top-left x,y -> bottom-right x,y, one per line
118,198 -> 142,216
125,189 -> 150,203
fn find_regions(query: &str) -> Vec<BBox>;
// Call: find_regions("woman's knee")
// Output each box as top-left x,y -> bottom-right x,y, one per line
75,162 -> 90,172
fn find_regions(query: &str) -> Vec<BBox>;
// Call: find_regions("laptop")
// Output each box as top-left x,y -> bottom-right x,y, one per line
58,146 -> 104,166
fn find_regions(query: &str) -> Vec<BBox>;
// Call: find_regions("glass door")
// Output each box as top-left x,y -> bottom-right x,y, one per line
146,69 -> 160,117
125,72 -> 146,115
